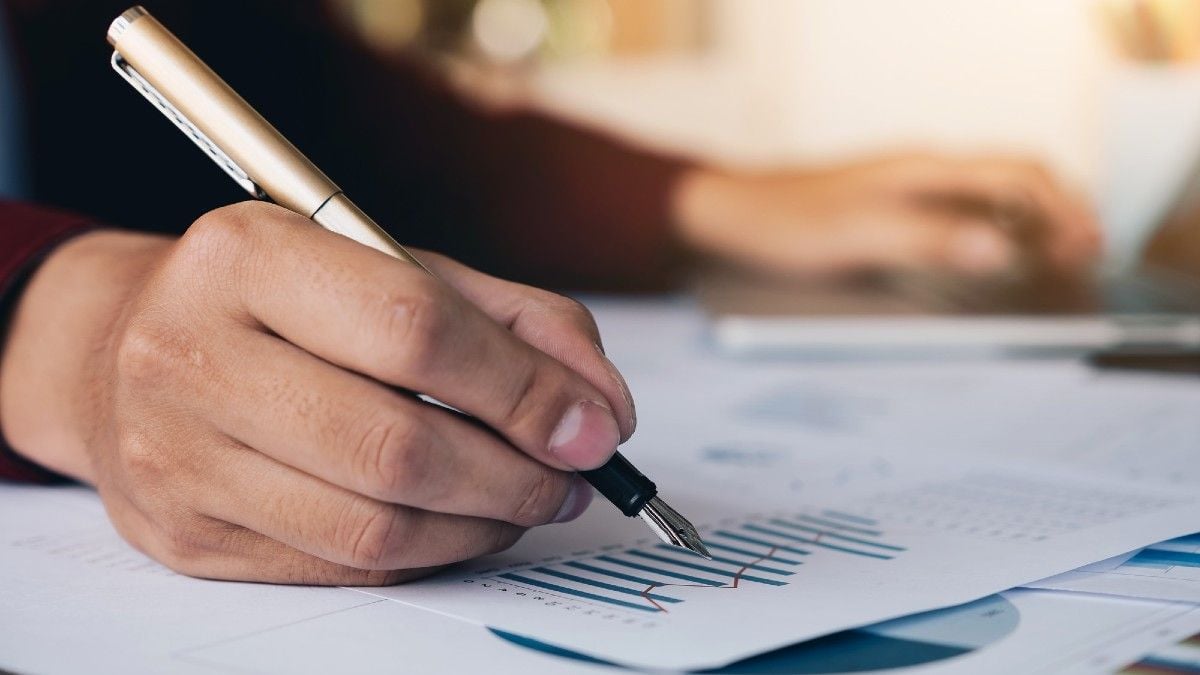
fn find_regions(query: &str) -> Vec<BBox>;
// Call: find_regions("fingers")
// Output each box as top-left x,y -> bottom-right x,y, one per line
911,157 -> 1101,269
180,203 -> 621,471
102,488 -> 434,585
192,436 -> 528,571
197,326 -> 591,526
415,250 -> 636,438
833,207 -> 1017,276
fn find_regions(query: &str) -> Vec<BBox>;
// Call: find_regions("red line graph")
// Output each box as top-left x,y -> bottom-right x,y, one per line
638,546 -> 781,613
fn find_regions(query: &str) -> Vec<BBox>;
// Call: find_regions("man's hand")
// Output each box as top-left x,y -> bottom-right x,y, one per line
673,153 -> 1101,278
0,202 -> 635,585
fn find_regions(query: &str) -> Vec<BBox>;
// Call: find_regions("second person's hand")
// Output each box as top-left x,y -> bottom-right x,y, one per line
672,152 -> 1101,278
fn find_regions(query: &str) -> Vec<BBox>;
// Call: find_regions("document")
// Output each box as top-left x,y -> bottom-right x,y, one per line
359,343 -> 1200,669
1027,534 -> 1200,603
192,587 -> 1200,675
347,303 -> 1200,669
0,485 -> 606,675
4,485 -> 1197,675
1122,627 -> 1200,673
6,300 -> 1200,672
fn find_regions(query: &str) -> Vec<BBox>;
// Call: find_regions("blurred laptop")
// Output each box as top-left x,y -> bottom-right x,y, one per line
702,161 -> 1200,357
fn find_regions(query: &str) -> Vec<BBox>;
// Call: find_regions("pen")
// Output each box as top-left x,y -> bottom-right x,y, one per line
105,6 -> 710,560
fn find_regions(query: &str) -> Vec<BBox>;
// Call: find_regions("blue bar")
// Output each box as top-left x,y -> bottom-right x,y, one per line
797,514 -> 883,537
566,561 -> 666,587
822,509 -> 878,526
654,545 -> 794,575
596,555 -> 725,586
770,519 -> 906,551
533,567 -> 682,603
499,573 -> 658,612
744,524 -> 893,560
704,541 -> 803,565
1167,533 -> 1200,547
627,550 -> 788,586
713,530 -> 811,556
1130,549 -> 1200,568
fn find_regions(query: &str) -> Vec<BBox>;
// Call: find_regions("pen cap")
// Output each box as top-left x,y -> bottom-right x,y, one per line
107,6 -> 339,217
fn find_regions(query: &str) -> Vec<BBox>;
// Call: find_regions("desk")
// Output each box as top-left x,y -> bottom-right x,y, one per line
3,299 -> 1199,674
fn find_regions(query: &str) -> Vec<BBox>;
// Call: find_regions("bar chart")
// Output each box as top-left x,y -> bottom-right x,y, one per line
1028,532 -> 1200,603
467,509 -> 906,614
1123,534 -> 1200,573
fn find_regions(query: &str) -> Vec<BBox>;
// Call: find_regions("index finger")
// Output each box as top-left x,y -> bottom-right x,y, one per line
187,202 -> 622,472
414,250 -> 636,440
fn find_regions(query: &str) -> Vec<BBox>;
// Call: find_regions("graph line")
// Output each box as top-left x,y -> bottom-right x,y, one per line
638,546 -> 784,613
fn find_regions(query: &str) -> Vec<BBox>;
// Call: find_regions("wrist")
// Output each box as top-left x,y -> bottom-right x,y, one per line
670,168 -> 745,256
0,230 -> 171,482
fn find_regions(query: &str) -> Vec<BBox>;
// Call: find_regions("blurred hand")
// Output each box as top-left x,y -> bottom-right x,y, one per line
672,153 -> 1101,277
0,202 -> 636,585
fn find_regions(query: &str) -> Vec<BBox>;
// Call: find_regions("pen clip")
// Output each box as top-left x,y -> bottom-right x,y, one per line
110,52 -> 267,200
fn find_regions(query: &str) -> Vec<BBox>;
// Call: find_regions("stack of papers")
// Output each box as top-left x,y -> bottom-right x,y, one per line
2,299 -> 1199,673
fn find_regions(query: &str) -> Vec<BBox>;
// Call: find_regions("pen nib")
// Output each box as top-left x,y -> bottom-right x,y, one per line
637,496 -> 712,559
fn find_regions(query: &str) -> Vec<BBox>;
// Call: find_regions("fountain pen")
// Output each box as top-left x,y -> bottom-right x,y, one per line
106,6 -> 711,560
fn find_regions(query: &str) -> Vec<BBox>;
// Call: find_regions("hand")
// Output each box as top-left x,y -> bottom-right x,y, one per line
0,202 -> 635,585
672,153 -> 1101,278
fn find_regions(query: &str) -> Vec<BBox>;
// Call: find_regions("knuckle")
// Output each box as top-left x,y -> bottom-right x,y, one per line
155,519 -> 214,572
341,502 -> 406,570
351,415 -> 430,500
509,470 -> 565,526
174,202 -> 302,294
498,362 -> 546,432
375,280 -> 453,378
116,432 -> 171,482
181,203 -> 261,261
542,294 -> 600,337
113,320 -> 171,387
356,568 -> 425,586
489,525 -> 525,555
115,318 -> 204,389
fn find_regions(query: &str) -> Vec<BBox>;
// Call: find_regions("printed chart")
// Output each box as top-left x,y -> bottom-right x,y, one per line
473,510 -> 904,616
1030,533 -> 1200,603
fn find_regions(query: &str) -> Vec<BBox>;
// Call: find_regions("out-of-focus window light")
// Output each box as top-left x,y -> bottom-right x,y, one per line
335,0 -> 709,65
1100,0 -> 1200,62
341,0 -> 425,54
471,0 -> 549,64
544,0 -> 614,60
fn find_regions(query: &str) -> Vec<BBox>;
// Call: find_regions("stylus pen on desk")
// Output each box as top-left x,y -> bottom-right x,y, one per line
105,6 -> 711,560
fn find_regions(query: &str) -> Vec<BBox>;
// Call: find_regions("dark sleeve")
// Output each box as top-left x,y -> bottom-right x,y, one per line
327,48 -> 693,292
0,200 -> 94,483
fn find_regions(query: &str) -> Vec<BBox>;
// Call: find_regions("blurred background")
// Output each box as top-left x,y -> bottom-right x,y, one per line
333,0 -> 1200,267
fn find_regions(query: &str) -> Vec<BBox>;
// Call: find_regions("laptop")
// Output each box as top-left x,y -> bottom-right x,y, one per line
703,160 -> 1200,358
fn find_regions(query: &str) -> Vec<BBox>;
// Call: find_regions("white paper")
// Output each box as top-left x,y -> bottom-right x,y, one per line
0,484 -> 607,675
185,586 -> 1200,675
4,484 -> 1198,675
868,590 -> 1200,675
1027,534 -> 1200,603
6,300 -> 1200,672
361,373 -> 1200,670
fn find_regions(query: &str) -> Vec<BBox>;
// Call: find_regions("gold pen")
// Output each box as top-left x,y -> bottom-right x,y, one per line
106,6 -> 426,269
106,6 -> 711,559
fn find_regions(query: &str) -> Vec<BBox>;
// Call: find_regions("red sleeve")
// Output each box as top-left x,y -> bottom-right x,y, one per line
332,50 -> 692,292
0,200 -> 95,483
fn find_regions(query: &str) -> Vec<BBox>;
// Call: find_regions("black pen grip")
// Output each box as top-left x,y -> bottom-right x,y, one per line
580,452 -> 657,517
